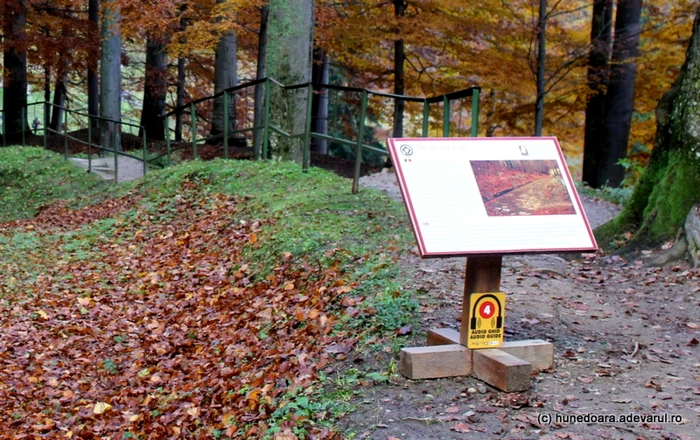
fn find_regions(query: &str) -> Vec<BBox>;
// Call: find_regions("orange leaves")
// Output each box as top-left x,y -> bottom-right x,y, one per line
0,184 -> 351,438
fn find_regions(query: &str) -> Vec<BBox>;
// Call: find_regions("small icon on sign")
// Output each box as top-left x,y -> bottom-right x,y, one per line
400,145 -> 413,156
519,145 -> 529,156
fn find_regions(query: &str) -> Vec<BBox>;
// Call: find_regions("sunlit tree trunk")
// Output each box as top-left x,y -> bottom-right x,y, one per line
597,7 -> 700,247
88,0 -> 100,137
582,0 -> 614,187
266,0 -> 314,162
175,8 -> 187,142
253,5 -> 269,159
534,0 -> 547,136
392,0 -> 405,139
311,48 -> 329,154
3,0 -> 29,143
210,0 -> 237,138
139,36 -> 167,140
99,0 -> 122,152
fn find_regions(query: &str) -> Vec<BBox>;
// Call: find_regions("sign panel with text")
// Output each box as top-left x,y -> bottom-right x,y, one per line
387,137 -> 597,257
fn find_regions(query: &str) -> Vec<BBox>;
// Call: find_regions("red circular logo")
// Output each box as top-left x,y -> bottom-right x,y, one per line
479,300 -> 496,319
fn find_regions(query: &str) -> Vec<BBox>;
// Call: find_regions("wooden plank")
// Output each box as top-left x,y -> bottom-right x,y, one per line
427,328 -> 460,346
473,349 -> 531,392
460,255 -> 502,346
500,340 -> 554,371
399,344 -> 471,379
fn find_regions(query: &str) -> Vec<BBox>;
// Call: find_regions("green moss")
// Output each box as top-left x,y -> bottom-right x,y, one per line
641,149 -> 700,239
596,148 -> 700,249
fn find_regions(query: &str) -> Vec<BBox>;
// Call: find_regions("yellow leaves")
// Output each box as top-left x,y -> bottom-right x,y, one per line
93,401 -> 113,415
36,309 -> 48,320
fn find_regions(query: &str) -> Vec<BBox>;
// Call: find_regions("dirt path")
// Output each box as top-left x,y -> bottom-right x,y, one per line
340,170 -> 700,440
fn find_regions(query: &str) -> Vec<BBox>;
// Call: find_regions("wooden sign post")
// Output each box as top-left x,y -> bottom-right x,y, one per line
387,137 -> 597,392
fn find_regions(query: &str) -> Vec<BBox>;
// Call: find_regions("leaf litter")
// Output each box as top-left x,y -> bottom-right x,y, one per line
0,180 -> 355,438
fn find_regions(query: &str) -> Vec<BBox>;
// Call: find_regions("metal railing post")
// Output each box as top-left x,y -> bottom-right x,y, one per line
303,83 -> 313,172
142,128 -> 148,177
165,115 -> 171,166
64,121 -> 68,159
442,95 -> 450,138
351,90 -> 368,194
43,102 -> 49,150
21,107 -> 26,147
190,103 -> 197,159
113,122 -> 119,184
88,116 -> 92,173
262,78 -> 271,160
223,91 -> 229,159
470,88 -> 480,137
422,99 -> 429,137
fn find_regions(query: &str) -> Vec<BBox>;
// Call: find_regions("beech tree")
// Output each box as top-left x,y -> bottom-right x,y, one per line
597,7 -> 700,247
3,0 -> 29,142
139,36 -> 167,140
266,0 -> 314,162
582,0 -> 614,186
99,0 -> 122,151
210,0 -> 238,139
597,0 -> 643,188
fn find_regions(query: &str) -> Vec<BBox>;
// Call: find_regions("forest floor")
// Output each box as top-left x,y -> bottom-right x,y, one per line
340,169 -> 700,440
14,138 -> 700,439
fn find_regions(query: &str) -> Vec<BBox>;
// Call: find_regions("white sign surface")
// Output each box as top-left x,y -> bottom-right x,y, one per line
387,137 -> 597,257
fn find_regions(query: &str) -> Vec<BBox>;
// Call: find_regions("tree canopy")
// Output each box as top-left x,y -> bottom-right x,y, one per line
0,0 -> 696,178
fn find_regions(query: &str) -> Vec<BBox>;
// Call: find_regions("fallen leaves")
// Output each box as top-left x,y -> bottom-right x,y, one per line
0,186 -> 351,438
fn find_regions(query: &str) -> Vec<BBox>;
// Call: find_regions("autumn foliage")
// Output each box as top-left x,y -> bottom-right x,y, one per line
0,171 -> 375,438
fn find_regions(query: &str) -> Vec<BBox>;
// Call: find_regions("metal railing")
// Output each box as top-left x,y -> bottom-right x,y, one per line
2,77 -> 480,190
164,77 -> 481,193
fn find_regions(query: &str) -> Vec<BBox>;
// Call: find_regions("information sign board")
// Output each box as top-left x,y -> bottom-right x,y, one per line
387,137 -> 597,257
467,292 -> 506,349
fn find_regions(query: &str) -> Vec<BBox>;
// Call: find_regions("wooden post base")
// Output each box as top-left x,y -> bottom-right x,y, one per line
399,344 -> 471,379
398,255 -> 555,392
398,328 -> 555,392
473,349 -> 531,392
427,328 -> 554,371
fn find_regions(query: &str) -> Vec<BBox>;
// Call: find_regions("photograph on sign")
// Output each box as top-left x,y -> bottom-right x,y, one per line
470,160 -> 576,217
387,137 -> 597,257
467,292 -> 505,349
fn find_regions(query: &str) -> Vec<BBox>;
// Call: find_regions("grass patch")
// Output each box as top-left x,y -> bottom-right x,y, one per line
575,181 -> 631,206
0,146 -> 109,221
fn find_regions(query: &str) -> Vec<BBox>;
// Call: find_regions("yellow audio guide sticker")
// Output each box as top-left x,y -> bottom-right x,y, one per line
467,292 -> 506,349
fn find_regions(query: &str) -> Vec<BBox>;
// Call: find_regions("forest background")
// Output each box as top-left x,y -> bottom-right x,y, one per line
1,0 -> 698,188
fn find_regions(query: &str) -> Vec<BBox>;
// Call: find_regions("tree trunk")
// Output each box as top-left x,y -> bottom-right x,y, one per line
582,0 -> 614,188
253,5 -> 269,159
88,0 -> 99,137
534,0 -> 547,136
392,0 -> 405,139
3,0 -> 29,143
139,36 -> 167,140
210,0 -> 237,138
50,72 -> 68,132
597,0 -> 643,188
99,0 -> 122,152
596,8 -> 700,248
175,11 -> 187,142
266,0 -> 314,163
311,48 -> 329,154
